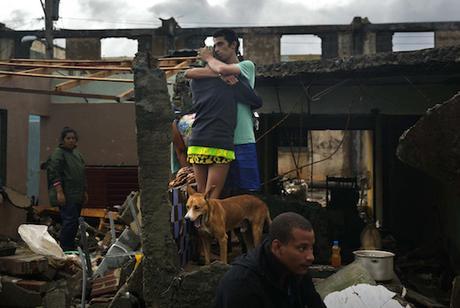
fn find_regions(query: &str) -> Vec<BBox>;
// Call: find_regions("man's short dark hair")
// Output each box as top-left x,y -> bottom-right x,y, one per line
269,212 -> 313,244
213,29 -> 240,55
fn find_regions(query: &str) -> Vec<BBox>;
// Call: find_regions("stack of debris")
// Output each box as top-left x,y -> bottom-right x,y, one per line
0,191 -> 145,308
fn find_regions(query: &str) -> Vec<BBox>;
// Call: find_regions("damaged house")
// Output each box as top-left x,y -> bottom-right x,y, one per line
0,17 -> 460,307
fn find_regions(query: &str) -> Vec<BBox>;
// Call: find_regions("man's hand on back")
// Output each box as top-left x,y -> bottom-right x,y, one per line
221,75 -> 239,85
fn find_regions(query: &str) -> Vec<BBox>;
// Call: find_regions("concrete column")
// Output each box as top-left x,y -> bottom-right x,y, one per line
338,30 -> 385,57
137,36 -> 152,53
13,39 -> 33,59
66,38 -> 101,60
320,32 -> 338,59
337,32 -> 353,57
435,30 -> 460,47
373,110 -> 384,227
151,35 -> 170,58
363,32 -> 376,55
243,32 -> 280,66
375,31 -> 393,53
0,39 -> 15,59
175,35 -> 207,50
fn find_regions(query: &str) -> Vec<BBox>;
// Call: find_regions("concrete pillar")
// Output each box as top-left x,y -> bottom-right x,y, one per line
336,17 -> 387,57
14,39 -> 33,59
151,17 -> 180,57
66,38 -> 101,60
320,32 -> 338,59
0,38 -> 15,59
337,30 -> 387,57
337,32 -> 353,57
375,31 -> 393,53
373,110 -> 384,227
133,51 -> 179,307
363,32 -> 376,55
243,31 -> 280,66
435,30 -> 460,47
137,35 -> 152,53
151,35 -> 170,58
175,35 -> 207,50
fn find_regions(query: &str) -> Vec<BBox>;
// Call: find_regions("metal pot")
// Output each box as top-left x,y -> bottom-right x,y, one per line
353,250 -> 395,281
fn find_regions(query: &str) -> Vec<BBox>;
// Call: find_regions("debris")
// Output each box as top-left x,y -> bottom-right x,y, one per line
0,253 -> 48,275
168,166 -> 195,188
0,275 -> 43,307
315,262 -> 376,299
93,228 -> 141,278
324,284 -> 408,308
451,276 -> 460,308
0,237 -> 17,257
405,288 -> 446,308
397,92 -> 460,186
91,269 -> 121,297
18,224 -> 65,259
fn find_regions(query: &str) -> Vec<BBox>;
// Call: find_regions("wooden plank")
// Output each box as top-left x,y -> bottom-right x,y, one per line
16,279 -> 49,292
116,87 -> 134,101
0,67 -> 50,79
10,58 -> 132,65
0,86 -> 121,101
160,65 -> 190,71
55,70 -> 115,91
165,60 -> 190,78
158,56 -> 197,61
0,61 -> 132,72
36,206 -> 119,220
0,70 -> 133,83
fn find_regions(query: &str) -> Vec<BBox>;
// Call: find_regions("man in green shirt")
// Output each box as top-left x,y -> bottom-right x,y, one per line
196,29 -> 261,194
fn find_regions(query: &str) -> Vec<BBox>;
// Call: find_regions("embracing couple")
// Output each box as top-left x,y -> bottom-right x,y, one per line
185,29 -> 262,199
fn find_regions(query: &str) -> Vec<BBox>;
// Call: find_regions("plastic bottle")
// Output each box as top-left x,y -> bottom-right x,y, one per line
331,240 -> 342,268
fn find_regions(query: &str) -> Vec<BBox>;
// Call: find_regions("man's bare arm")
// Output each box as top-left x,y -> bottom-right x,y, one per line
199,47 -> 241,76
184,67 -> 219,79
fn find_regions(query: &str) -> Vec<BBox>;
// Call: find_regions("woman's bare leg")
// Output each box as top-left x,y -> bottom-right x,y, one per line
206,163 -> 230,199
193,164 -> 208,193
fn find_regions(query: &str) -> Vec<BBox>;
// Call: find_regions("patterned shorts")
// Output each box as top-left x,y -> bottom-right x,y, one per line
187,146 -> 235,165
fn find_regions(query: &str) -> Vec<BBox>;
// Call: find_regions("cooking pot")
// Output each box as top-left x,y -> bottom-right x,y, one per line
353,250 -> 395,281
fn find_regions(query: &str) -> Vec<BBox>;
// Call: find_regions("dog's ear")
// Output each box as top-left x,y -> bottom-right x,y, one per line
187,185 -> 197,196
204,185 -> 216,200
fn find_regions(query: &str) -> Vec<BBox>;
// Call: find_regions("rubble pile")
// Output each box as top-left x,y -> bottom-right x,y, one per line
0,189 -> 144,308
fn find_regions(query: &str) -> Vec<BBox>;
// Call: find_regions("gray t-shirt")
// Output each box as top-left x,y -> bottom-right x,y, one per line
188,76 -> 262,151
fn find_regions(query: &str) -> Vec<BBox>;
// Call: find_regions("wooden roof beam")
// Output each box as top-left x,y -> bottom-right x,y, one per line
116,88 -> 134,102
0,70 -> 133,83
0,86 -> 121,102
165,60 -> 190,79
0,62 -> 132,72
55,70 -> 116,91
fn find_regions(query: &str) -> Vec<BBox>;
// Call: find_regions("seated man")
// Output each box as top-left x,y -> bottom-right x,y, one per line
214,212 -> 326,308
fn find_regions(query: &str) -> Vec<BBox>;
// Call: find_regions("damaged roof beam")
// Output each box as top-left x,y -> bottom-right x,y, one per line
0,70 -> 133,83
0,62 -> 132,72
54,70 -> 117,91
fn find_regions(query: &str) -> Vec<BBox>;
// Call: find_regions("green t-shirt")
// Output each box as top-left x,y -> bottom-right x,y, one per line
235,60 -> 256,145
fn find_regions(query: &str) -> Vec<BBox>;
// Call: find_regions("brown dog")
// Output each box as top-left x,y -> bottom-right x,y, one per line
185,186 -> 271,264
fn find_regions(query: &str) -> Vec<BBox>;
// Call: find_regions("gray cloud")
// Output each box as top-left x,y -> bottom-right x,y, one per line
148,0 -> 460,27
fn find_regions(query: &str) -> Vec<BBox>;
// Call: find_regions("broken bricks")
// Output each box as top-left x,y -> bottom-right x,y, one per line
0,253 -> 48,276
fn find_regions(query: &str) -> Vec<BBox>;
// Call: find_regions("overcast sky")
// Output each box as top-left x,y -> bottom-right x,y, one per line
1,0 -> 459,57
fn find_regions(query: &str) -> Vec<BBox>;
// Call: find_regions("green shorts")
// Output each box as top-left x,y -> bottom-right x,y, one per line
187,146 -> 235,164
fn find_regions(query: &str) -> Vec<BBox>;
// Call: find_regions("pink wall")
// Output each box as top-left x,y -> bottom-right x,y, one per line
0,76 -> 51,194
39,103 -> 138,204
